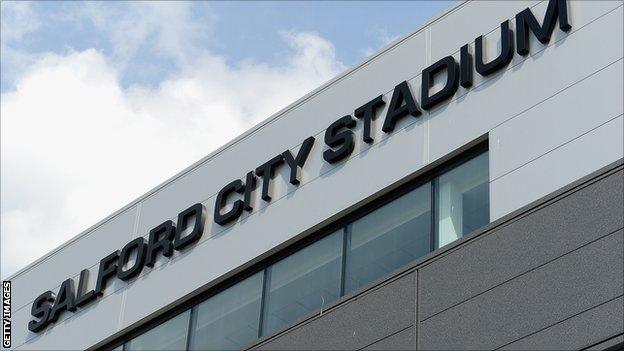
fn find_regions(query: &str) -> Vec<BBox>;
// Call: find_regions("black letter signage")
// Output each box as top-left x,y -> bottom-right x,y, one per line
382,81 -> 421,133
214,180 -> 245,225
421,56 -> 459,110
475,20 -> 514,76
323,116 -> 357,164
354,96 -> 386,143
282,137 -> 315,185
516,0 -> 571,56
28,0 -> 573,333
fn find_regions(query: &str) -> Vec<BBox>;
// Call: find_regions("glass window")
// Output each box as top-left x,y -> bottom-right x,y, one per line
261,230 -> 343,336
436,152 -> 489,248
125,310 -> 191,351
117,148 -> 490,350
189,272 -> 263,350
345,183 -> 431,293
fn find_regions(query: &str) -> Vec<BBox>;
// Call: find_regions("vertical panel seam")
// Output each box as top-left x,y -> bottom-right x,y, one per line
424,26 -> 432,165
116,202 -> 142,334
415,269 -> 420,351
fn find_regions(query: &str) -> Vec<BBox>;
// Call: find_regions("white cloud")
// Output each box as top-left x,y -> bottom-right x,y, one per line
82,1 -> 215,71
1,2 -> 42,87
361,25 -> 401,58
0,2 -> 40,44
1,3 -> 345,278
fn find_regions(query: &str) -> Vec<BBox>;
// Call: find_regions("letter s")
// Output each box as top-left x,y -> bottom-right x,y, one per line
28,291 -> 55,332
323,115 -> 356,164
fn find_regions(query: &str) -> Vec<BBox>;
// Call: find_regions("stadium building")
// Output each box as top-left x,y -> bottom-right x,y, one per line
5,0 -> 624,350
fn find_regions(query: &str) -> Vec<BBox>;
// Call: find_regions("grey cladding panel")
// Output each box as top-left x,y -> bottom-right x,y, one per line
361,327 -> 415,351
248,164 -> 623,351
252,272 -> 416,351
500,296 -> 624,350
419,169 -> 624,319
418,230 -> 624,350
586,335 -> 624,351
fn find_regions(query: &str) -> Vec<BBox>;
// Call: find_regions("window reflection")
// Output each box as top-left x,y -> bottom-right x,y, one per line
125,310 -> 190,351
346,183 -> 431,293
261,231 -> 343,336
190,272 -> 263,350
436,152 -> 489,248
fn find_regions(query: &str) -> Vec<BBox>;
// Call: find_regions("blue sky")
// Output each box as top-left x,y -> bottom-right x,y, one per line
2,1 -> 453,91
1,1 -> 453,278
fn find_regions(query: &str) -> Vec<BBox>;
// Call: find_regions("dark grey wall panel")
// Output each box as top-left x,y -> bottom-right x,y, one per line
418,230 -> 624,350
253,273 -> 416,351
246,162 -> 623,351
419,169 -> 624,319
500,296 -> 623,350
586,335 -> 624,351
361,326 -> 415,351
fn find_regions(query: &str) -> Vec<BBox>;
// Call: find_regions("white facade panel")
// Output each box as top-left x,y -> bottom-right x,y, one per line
490,115 -> 623,220
14,291 -> 124,350
9,206 -> 137,316
429,3 -> 623,165
490,61 -> 623,181
430,1 -> 540,59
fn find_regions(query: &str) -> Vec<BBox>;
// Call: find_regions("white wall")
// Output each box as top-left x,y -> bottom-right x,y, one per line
7,1 -> 624,349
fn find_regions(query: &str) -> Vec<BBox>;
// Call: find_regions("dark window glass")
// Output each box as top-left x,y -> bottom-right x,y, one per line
436,152 -> 489,248
345,183 -> 431,294
125,310 -> 190,351
190,272 -> 263,350
261,230 -> 343,336
462,181 -> 489,234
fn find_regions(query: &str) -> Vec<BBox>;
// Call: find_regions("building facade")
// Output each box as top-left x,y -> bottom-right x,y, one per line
5,0 -> 624,350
